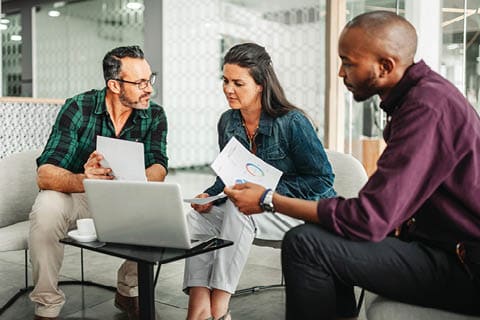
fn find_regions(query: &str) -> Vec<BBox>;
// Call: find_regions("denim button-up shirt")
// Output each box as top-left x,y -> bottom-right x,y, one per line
205,109 -> 336,201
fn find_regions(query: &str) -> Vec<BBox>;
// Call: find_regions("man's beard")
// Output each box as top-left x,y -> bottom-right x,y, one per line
119,88 -> 149,110
352,70 -> 379,102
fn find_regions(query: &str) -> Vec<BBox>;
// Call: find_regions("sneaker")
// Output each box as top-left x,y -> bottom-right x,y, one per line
114,291 -> 139,320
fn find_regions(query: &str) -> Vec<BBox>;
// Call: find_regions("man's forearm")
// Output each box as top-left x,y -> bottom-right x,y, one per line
37,164 -> 86,193
273,193 -> 320,223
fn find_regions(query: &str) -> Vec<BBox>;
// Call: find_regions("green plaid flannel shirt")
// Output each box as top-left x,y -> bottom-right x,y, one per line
37,88 -> 168,173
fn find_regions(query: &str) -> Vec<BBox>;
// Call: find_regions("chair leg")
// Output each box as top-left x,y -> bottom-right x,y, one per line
356,288 -> 365,314
24,249 -> 29,289
0,249 -> 35,316
81,248 -> 84,282
1,247 -> 117,315
233,270 -> 285,296
153,264 -> 162,287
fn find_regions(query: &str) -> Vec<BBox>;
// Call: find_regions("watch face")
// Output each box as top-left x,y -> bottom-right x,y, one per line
260,190 -> 275,212
261,202 -> 274,212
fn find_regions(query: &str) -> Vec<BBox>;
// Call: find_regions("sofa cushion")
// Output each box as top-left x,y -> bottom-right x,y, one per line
365,292 -> 480,320
0,149 -> 41,228
0,220 -> 30,251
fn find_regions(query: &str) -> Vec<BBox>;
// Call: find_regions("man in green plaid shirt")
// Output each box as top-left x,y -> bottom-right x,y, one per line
29,46 -> 168,320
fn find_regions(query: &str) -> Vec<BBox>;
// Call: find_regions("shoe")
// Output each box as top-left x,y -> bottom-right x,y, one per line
33,316 -> 58,320
114,291 -> 139,320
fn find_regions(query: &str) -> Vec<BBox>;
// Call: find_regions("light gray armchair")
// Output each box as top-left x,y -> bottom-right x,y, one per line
0,98 -> 115,315
0,149 -> 41,252
0,149 -> 42,313
0,148 -> 116,315
235,149 -> 369,295
365,293 -> 480,320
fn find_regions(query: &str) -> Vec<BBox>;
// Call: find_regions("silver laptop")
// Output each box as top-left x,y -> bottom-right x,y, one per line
83,179 -> 214,249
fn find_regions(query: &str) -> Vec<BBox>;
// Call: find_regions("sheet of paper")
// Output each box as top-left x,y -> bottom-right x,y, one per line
96,136 -> 147,181
211,137 -> 282,190
183,192 -> 227,205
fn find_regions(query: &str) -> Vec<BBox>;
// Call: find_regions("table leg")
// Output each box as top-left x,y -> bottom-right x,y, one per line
138,262 -> 156,320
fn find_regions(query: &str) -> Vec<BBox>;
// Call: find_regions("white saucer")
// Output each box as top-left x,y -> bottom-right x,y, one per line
68,229 -> 97,242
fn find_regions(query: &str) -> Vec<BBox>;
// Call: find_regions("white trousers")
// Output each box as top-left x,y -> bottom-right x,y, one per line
28,190 -> 138,318
183,200 -> 302,294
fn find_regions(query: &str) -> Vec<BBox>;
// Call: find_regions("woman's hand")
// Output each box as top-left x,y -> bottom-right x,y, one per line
191,193 -> 213,213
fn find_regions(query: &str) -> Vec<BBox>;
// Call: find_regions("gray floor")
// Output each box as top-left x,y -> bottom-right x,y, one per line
0,170 -> 366,319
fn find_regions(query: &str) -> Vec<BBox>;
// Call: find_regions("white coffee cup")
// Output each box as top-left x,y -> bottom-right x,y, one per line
76,218 -> 96,236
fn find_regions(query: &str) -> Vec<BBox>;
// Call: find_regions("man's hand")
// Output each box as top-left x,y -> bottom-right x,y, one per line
191,193 -> 213,213
83,151 -> 113,180
224,182 -> 266,215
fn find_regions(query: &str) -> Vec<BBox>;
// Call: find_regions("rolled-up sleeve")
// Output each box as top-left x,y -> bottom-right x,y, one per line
317,103 -> 453,241
144,106 -> 168,170
37,99 -> 80,169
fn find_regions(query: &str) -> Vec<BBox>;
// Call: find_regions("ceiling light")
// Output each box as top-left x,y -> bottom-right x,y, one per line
0,18 -> 9,24
48,10 -> 61,17
126,2 -> 144,10
53,1 -> 66,8
11,35 -> 22,41
0,24 -> 7,30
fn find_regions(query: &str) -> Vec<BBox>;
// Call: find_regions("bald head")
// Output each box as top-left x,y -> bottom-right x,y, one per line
337,11 -> 418,101
345,11 -> 417,66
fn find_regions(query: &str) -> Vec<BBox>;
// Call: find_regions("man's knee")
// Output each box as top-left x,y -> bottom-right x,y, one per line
282,224 -> 320,268
30,190 -> 72,235
283,223 -> 327,250
282,224 -> 343,268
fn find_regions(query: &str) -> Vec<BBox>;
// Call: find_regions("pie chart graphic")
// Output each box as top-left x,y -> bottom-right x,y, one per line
245,162 -> 265,176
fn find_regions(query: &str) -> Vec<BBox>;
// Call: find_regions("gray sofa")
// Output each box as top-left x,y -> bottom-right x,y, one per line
365,292 -> 480,320
0,97 -> 62,251
0,98 -> 63,313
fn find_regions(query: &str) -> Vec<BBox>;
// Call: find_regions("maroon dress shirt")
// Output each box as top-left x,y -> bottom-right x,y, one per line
317,60 -> 480,244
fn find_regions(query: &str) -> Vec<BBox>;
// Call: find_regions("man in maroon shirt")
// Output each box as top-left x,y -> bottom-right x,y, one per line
224,10 -> 480,320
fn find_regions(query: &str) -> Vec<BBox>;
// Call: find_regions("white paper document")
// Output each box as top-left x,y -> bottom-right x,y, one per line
211,137 -> 283,190
183,192 -> 227,205
96,136 -> 147,181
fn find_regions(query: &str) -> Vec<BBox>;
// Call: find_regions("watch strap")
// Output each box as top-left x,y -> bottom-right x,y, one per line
259,188 -> 272,205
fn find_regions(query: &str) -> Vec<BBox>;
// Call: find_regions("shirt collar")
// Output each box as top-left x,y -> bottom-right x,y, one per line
93,87 -> 150,120
229,109 -> 274,136
380,60 -> 430,116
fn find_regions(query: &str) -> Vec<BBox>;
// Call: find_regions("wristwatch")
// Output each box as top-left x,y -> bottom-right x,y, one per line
260,188 -> 275,213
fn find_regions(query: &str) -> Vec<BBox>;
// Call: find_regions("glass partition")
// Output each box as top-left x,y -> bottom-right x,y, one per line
342,0 -> 479,175
463,0 -> 480,113
1,12 -> 22,96
163,0 -> 327,167
342,1 -> 404,175
34,0 -> 145,99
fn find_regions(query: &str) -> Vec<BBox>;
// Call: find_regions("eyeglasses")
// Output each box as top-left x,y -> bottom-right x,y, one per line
114,73 -> 157,90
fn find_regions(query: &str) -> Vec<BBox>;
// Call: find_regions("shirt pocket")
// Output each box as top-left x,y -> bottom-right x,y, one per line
260,143 -> 286,161
259,143 -> 290,173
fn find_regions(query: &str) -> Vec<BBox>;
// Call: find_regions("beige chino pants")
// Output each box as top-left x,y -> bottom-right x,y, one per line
28,190 -> 137,318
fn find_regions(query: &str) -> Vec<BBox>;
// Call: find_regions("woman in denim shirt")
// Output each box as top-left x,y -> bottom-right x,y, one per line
183,43 -> 335,320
